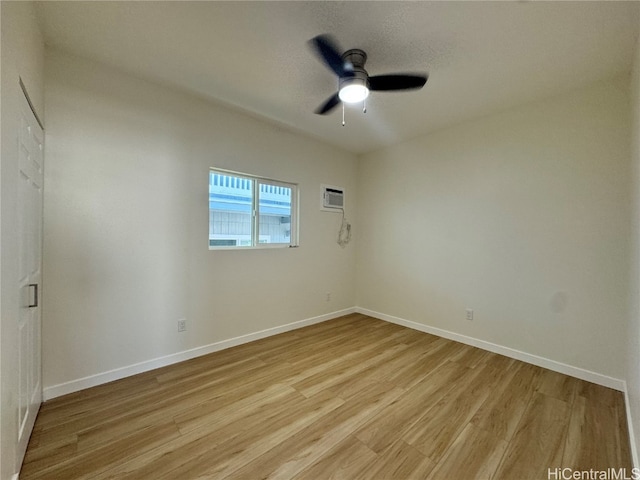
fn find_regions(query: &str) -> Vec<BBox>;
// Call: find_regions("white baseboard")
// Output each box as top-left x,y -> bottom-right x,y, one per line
356,307 -> 626,392
43,307 -> 356,401
43,305 -> 627,398
624,384 -> 640,469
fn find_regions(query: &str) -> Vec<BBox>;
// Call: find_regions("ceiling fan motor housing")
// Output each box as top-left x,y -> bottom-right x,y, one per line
342,49 -> 367,68
339,48 -> 369,91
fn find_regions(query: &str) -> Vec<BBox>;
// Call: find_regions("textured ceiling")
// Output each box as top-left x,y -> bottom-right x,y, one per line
37,1 -> 640,154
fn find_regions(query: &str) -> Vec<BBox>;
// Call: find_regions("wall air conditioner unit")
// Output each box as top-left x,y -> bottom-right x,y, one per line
321,185 -> 344,211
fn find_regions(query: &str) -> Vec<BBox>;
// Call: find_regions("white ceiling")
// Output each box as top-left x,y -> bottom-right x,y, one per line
37,1 -> 640,155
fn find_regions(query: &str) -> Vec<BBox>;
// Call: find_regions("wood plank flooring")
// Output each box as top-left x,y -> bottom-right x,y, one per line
20,313 -> 632,479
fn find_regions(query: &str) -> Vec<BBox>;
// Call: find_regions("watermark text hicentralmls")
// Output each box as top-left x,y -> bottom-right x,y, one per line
548,467 -> 640,480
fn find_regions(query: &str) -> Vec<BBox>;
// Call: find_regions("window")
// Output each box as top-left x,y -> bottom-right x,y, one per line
209,169 -> 298,249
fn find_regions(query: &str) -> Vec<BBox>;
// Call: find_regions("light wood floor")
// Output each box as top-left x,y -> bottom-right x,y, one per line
21,313 -> 632,480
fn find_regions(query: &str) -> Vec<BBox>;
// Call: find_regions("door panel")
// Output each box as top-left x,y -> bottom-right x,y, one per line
16,88 -> 44,467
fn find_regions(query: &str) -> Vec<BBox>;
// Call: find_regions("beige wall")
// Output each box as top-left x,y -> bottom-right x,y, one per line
42,50 -> 358,392
1,2 -> 44,478
356,77 -> 631,380
628,26 -> 640,466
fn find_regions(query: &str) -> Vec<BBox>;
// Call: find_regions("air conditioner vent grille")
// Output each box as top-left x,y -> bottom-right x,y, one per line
321,185 -> 344,211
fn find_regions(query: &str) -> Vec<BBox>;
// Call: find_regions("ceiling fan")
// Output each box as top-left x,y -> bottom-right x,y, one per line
309,34 -> 428,116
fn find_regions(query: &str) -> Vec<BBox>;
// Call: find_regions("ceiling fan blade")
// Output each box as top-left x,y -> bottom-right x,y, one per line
309,35 -> 352,77
369,74 -> 428,91
314,93 -> 341,115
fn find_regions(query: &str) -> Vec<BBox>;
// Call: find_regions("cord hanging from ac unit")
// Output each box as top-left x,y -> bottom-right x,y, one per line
337,208 -> 352,248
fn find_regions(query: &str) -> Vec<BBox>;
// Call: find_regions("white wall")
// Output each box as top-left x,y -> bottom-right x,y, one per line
628,27 -> 640,466
42,50 -> 357,394
0,2 -> 44,478
357,77 -> 631,382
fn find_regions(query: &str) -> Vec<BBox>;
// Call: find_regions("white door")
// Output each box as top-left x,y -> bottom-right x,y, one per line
16,88 -> 44,466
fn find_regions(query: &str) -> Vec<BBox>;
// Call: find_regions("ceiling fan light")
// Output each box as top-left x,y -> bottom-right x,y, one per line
339,83 -> 369,103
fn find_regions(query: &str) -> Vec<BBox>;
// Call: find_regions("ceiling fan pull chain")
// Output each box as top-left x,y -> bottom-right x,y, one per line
342,102 -> 346,126
363,97 -> 367,114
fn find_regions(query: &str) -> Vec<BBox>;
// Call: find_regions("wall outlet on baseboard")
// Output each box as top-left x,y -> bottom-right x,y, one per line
325,292 -> 331,302
177,319 -> 187,332
466,309 -> 473,321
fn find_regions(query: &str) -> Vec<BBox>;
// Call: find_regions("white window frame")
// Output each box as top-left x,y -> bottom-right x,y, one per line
209,168 -> 299,250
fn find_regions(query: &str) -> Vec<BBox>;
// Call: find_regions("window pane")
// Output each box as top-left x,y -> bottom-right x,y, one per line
209,172 -> 253,247
258,182 -> 292,244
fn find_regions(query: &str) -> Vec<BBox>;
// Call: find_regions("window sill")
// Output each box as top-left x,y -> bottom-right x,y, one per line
209,244 -> 299,251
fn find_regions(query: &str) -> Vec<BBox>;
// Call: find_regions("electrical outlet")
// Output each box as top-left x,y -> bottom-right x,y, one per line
177,319 -> 187,332
466,309 -> 473,321
326,292 -> 331,302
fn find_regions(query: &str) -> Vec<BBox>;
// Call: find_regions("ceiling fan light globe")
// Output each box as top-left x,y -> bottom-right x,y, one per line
339,84 -> 369,103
